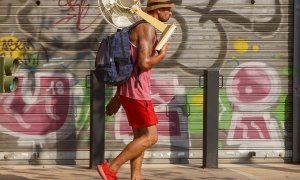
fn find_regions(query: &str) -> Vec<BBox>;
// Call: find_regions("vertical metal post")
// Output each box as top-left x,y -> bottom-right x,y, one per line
0,57 -> 4,93
203,70 -> 219,168
90,70 -> 106,168
293,0 -> 300,163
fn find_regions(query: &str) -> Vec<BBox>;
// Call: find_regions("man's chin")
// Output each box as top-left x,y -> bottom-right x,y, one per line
160,19 -> 169,22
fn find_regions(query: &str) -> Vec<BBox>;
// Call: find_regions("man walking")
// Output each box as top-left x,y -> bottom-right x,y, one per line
98,1 -> 176,180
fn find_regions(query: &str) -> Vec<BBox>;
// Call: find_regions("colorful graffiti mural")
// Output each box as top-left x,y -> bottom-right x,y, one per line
0,0 -> 292,164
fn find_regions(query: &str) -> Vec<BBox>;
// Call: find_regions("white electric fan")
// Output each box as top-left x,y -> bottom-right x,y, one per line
98,0 -> 176,51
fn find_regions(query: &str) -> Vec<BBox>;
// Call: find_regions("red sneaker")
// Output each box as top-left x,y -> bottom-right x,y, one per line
97,162 -> 118,180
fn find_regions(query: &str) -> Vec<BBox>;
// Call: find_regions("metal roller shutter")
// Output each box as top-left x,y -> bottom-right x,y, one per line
0,0 -> 293,165
105,0 -> 293,164
0,0 -> 100,165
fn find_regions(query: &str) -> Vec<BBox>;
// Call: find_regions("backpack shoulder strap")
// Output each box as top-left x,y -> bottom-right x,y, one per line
128,20 -> 148,31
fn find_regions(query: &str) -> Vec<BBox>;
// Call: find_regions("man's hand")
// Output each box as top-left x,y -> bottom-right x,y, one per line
105,95 -> 121,116
158,42 -> 169,58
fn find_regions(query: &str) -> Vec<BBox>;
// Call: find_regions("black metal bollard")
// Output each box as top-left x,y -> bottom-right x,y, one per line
90,70 -> 106,168
203,70 -> 219,168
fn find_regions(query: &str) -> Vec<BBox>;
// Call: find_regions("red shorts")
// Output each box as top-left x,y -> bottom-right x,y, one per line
119,95 -> 158,129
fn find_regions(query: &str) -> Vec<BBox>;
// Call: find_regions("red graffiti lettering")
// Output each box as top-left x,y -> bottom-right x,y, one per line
56,0 -> 99,31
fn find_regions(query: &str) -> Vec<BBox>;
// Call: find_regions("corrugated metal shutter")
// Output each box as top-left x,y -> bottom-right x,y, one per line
0,0 -> 100,165
0,0 -> 293,165
217,0 -> 293,163
105,0 -> 293,164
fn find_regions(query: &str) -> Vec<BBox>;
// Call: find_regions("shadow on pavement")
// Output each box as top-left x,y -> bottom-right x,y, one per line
0,174 -> 29,180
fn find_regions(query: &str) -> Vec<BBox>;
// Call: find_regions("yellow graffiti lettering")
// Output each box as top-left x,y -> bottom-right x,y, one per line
0,36 -> 33,60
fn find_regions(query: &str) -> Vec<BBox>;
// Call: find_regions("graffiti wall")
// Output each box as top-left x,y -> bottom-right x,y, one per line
0,0 -> 293,164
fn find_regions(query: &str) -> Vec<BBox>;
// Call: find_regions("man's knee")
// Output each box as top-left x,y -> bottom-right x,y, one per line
150,125 -> 158,145
141,132 -> 158,148
149,133 -> 158,147
137,125 -> 158,148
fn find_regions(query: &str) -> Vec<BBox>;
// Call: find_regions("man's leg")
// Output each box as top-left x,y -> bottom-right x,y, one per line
108,125 -> 158,173
130,152 -> 144,180
130,128 -> 146,180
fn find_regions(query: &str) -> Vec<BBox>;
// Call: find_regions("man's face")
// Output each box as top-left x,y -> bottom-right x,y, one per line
158,7 -> 172,22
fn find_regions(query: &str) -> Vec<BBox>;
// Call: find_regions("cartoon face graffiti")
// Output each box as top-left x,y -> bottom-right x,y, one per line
226,62 -> 281,111
0,73 -> 74,141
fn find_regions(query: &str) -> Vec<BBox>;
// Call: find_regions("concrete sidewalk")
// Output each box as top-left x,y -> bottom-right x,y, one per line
0,163 -> 299,180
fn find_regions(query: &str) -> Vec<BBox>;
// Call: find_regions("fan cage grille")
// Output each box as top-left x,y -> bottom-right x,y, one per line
98,0 -> 141,28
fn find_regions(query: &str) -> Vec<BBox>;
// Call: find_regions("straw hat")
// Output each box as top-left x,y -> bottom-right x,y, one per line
144,0 -> 176,12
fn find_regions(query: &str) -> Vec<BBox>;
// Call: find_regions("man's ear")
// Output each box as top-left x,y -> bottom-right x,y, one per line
155,9 -> 163,17
155,8 -> 162,13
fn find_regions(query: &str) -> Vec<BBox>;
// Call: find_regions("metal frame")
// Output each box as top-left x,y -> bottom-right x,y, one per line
293,0 -> 300,163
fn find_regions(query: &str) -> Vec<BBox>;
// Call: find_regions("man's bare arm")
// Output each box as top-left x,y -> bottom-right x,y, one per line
137,24 -> 169,71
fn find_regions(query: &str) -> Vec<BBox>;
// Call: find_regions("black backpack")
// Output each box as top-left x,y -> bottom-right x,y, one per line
95,20 -> 146,86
